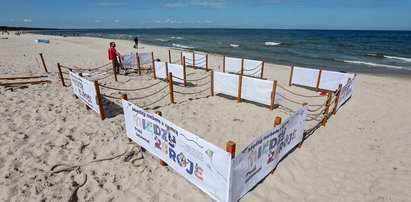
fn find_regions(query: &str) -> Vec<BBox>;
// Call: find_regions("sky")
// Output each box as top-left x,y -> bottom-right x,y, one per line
0,0 -> 410,30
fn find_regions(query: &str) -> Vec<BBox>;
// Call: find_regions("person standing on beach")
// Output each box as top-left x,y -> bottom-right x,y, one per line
108,42 -> 121,73
133,36 -> 139,49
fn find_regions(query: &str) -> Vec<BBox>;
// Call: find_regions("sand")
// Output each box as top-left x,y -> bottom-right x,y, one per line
0,33 -> 410,201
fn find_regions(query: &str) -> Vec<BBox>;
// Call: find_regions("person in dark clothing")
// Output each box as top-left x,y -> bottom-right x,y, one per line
133,36 -> 139,49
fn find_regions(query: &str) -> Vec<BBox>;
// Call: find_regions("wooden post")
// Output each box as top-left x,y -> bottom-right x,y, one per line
111,60 -> 118,81
0,76 -> 47,80
237,75 -> 243,103
168,72 -> 174,103
289,64 -> 294,86
210,71 -> 214,96
168,50 -> 171,63
297,102 -> 308,148
93,80 -> 106,121
322,92 -> 333,126
206,54 -> 209,71
260,60 -> 265,79
241,57 -> 244,75
155,111 -> 168,166
180,52 -> 183,65
270,116 -> 282,174
152,58 -> 157,80
332,84 -> 343,115
39,53 -> 48,73
79,73 -> 91,111
183,57 -> 187,87
165,62 -> 169,82
270,80 -> 277,111
137,55 -> 141,75
223,56 -> 226,73
0,80 -> 51,86
57,63 -> 66,87
193,52 -> 195,68
226,141 -> 236,159
315,69 -> 323,92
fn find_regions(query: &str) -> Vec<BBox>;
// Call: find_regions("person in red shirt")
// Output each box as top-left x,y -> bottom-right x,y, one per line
108,42 -> 121,73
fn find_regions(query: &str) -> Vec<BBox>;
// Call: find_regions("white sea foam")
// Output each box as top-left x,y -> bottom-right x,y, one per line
230,44 -> 239,48
340,59 -> 408,70
171,36 -> 183,40
172,43 -> 194,49
265,42 -> 280,46
156,38 -> 169,42
384,55 -> 411,62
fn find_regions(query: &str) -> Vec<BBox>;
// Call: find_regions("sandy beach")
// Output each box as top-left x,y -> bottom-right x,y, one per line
1,33 -> 411,201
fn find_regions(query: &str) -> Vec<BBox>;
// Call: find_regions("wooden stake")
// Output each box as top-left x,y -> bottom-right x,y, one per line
270,116 -> 282,174
168,50 -> 171,63
193,52 -> 195,68
270,80 -> 277,111
39,53 -> 48,73
57,63 -> 66,87
315,69 -> 323,92
332,84 -> 343,115
155,111 -> 168,166
289,64 -> 294,86
226,141 -> 236,159
210,71 -> 214,96
241,57 -> 244,75
0,80 -> 51,86
183,57 -> 187,87
206,54 -> 209,71
93,80 -> 106,121
322,92 -> 333,126
180,52 -> 183,65
168,72 -> 174,103
223,56 -> 226,73
260,60 -> 265,79
237,75 -> 243,103
137,55 -> 141,75
0,75 -> 47,80
111,60 -> 118,81
152,58 -> 157,80
297,102 -> 308,148
165,62 -> 169,82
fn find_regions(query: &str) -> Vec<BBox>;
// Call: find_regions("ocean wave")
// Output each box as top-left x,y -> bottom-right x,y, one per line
171,36 -> 184,40
265,42 -> 281,46
339,59 -> 408,70
230,44 -> 239,48
156,38 -> 169,42
367,54 -> 411,62
172,43 -> 194,49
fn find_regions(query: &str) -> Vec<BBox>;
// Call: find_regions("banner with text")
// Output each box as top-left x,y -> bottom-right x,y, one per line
122,100 -> 231,202
230,106 -> 308,201
69,71 -> 100,114
337,76 -> 356,110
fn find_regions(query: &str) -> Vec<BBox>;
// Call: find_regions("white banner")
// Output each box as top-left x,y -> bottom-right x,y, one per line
337,76 -> 356,110
155,62 -> 184,83
69,71 -> 100,114
225,57 -> 242,73
214,72 -> 239,98
241,76 -> 273,106
138,52 -> 153,65
230,106 -> 308,202
183,52 -> 207,69
122,100 -> 232,202
120,54 -> 137,67
243,59 -> 262,77
319,70 -> 354,91
292,66 -> 319,88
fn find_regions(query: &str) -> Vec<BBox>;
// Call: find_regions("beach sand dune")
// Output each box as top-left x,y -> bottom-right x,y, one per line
1,33 -> 410,201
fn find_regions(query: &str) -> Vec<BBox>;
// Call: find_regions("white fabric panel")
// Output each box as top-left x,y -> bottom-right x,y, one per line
121,54 -> 137,67
243,59 -> 262,76
155,61 -> 167,80
225,57 -> 242,73
214,72 -> 239,98
183,52 -> 194,66
168,63 -> 184,83
319,70 -> 355,91
194,54 -> 206,69
292,67 -> 319,88
241,76 -> 273,106
138,52 -> 153,65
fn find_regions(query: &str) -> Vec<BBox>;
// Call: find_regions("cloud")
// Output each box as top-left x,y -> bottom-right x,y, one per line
114,20 -> 120,23
165,19 -> 179,23
96,20 -> 102,23
23,19 -> 32,23
161,0 -> 227,8
92,2 -> 129,7
198,20 -> 212,24
152,20 -> 162,23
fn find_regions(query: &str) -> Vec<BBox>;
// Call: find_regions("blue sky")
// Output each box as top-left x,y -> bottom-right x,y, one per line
0,0 -> 410,30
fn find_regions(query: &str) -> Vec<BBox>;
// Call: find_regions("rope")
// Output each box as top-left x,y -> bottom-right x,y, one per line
76,62 -> 112,72
307,101 -> 327,112
101,94 -> 122,100
246,68 -> 261,76
141,92 -> 169,108
94,73 -> 114,81
184,57 -> 206,62
189,81 -> 209,88
185,74 -> 209,82
172,59 -> 181,63
127,84 -> 169,100
243,63 -> 262,72
277,84 -> 325,98
172,75 -> 184,81
99,80 -> 163,91
174,87 -> 210,95
276,93 -> 305,105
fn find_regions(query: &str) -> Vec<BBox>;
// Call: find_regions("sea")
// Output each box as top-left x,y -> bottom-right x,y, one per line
33,29 -> 411,76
